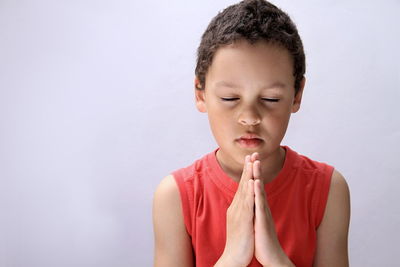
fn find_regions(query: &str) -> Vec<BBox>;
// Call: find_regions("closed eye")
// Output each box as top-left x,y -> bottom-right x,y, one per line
262,98 -> 280,102
221,98 -> 280,102
221,98 -> 239,101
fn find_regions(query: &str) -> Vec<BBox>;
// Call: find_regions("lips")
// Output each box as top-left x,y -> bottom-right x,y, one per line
236,134 -> 263,148
239,133 -> 262,140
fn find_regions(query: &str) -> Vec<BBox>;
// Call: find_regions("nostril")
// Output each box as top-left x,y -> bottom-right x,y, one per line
239,118 -> 261,125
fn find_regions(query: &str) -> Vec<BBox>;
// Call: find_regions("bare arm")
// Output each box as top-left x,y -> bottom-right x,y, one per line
314,170 -> 351,267
153,175 -> 194,267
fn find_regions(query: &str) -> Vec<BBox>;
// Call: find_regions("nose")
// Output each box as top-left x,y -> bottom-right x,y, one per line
238,106 -> 261,126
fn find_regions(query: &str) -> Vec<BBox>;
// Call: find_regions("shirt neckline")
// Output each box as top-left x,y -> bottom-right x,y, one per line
206,146 -> 296,198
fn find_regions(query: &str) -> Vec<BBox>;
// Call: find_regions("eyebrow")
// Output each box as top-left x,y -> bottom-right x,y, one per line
214,81 -> 288,90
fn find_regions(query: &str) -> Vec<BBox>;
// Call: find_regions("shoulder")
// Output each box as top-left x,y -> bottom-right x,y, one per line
153,174 -> 188,220
153,174 -> 185,233
287,148 -> 335,184
153,175 -> 194,266
154,174 -> 179,200
169,152 -> 212,183
324,170 -> 351,223
153,175 -> 183,228
314,169 -> 350,266
329,170 -> 350,202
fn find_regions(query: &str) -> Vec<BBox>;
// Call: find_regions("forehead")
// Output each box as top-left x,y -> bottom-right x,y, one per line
205,40 -> 295,90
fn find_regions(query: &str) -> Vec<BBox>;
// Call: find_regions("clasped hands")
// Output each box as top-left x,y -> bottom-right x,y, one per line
217,152 -> 294,267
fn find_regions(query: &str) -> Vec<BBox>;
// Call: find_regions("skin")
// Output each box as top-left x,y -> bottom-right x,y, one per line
214,152 -> 294,267
153,40 -> 350,266
195,40 -> 303,184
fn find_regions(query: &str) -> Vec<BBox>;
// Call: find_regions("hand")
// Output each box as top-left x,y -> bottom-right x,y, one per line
216,155 -> 255,267
252,154 -> 294,267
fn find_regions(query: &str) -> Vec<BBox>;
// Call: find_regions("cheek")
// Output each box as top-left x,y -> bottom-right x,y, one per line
208,104 -> 234,122
209,113 -> 233,131
207,112 -> 235,139
263,109 -> 291,132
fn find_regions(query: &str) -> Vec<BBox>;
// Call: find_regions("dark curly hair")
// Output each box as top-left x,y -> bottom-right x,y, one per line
195,0 -> 305,94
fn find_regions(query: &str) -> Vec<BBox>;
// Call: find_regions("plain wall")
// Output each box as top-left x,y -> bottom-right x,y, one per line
1,0 -> 399,266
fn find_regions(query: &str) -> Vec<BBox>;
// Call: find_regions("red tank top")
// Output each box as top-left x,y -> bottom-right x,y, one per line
172,146 -> 333,267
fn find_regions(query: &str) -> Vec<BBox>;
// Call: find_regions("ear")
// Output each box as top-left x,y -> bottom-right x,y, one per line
291,77 -> 306,113
194,77 -> 207,113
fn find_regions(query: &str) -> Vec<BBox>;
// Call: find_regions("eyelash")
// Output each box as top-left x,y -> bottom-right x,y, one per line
221,98 -> 280,102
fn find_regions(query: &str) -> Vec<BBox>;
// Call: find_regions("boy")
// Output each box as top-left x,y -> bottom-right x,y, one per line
153,0 -> 350,266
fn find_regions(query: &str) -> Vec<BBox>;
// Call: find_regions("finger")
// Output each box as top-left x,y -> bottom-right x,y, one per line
255,179 -> 273,222
254,179 -> 265,212
245,161 -> 254,182
237,155 -> 251,195
253,160 -> 261,180
245,179 -> 255,210
240,160 -> 254,196
250,152 -> 259,162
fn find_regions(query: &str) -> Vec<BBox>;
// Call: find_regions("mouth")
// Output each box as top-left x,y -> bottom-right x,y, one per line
239,133 -> 261,139
236,136 -> 263,148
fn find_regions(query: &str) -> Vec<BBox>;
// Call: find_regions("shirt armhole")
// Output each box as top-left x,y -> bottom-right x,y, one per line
314,165 -> 334,229
172,171 -> 193,236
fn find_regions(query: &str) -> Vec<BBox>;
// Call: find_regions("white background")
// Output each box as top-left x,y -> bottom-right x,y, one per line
1,0 -> 399,266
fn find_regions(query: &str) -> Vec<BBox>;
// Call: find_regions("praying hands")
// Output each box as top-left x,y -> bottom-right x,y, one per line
215,152 -> 295,267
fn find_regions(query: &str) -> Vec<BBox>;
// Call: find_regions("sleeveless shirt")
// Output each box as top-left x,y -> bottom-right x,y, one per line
172,146 -> 333,267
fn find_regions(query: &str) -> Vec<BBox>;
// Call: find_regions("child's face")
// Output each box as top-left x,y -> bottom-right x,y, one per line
195,40 -> 304,167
